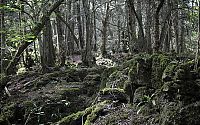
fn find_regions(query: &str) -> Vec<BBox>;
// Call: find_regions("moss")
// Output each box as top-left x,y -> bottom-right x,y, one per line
58,88 -> 82,96
84,101 -> 107,125
1,103 -> 16,119
174,69 -> 185,80
101,88 -> 125,95
122,58 -> 137,69
0,115 -> 9,125
151,54 -> 171,89
57,101 -> 108,125
162,61 -> 178,82
129,64 -> 137,79
100,67 -> 118,89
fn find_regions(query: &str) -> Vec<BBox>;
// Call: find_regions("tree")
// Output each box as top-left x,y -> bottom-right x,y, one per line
0,0 -> 6,72
5,0 -> 64,75
153,0 -> 165,53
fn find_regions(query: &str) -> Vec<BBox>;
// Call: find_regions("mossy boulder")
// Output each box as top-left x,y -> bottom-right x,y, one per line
56,101 -> 108,125
100,67 -> 118,89
106,71 -> 128,88
98,88 -> 128,103
174,60 -> 197,81
151,54 -> 171,89
162,61 -> 178,82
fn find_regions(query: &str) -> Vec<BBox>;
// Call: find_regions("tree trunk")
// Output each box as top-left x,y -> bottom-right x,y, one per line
82,0 -> 93,66
173,0 -> 179,53
42,17 -> 56,69
77,0 -> 84,50
0,0 -> 6,73
145,0 -> 152,53
128,0 -> 145,52
5,0 -> 64,75
101,2 -> 110,57
56,8 -> 65,66
153,0 -> 165,53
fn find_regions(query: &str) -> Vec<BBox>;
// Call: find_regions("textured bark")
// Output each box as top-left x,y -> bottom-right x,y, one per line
5,0 -> 64,75
101,2 -> 110,57
128,0 -> 145,52
56,8 -> 65,66
42,17 -> 56,71
0,0 -> 6,72
77,0 -> 84,50
82,0 -> 93,66
153,0 -> 165,53
136,0 -> 144,52
173,0 -> 179,53
127,0 -> 136,53
145,0 -> 152,53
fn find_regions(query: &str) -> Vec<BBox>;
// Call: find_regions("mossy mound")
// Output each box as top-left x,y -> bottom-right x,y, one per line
98,88 -> 128,103
56,101 -> 108,125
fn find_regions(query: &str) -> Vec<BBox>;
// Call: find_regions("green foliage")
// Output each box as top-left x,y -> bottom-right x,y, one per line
136,94 -> 156,115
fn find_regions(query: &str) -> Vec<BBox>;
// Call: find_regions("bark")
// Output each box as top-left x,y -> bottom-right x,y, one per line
43,18 -> 55,68
77,0 -> 84,50
56,8 -> 65,66
5,0 -> 64,75
136,0 -> 144,52
127,0 -> 137,53
55,13 -> 79,49
145,0 -> 152,53
153,0 -> 165,53
82,0 -> 93,66
128,0 -> 145,52
101,2 -> 110,57
0,0 -> 6,72
173,0 -> 179,53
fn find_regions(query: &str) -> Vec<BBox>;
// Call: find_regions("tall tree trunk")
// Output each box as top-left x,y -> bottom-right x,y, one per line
153,0 -> 165,53
127,0 -> 137,53
42,17 -> 56,69
77,0 -> 84,50
101,2 -> 110,57
56,7 -> 65,66
128,0 -> 145,52
82,0 -> 93,66
180,10 -> 185,53
173,0 -> 179,53
137,0 -> 144,51
0,0 -> 6,73
5,0 -> 64,75
145,0 -> 152,53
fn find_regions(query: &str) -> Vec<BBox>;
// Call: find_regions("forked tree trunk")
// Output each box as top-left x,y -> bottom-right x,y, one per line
5,0 -> 64,75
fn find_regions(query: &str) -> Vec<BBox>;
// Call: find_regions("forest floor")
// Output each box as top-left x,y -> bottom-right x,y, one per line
1,53 -> 200,125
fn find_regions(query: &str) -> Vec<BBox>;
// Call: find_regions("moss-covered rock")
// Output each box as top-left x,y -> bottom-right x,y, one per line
100,67 -> 118,89
98,88 -> 128,103
162,61 -> 178,82
56,101 -> 108,125
151,54 -> 171,89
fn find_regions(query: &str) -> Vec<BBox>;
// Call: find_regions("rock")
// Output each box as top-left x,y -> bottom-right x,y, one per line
162,61 -> 178,82
98,88 -> 128,103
